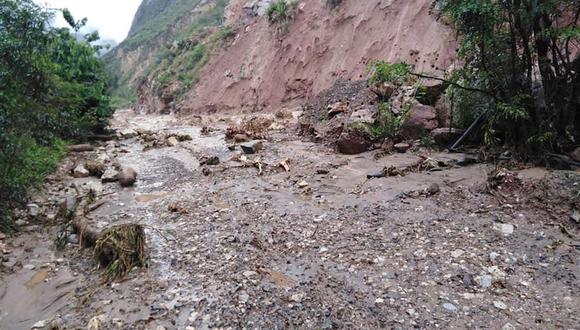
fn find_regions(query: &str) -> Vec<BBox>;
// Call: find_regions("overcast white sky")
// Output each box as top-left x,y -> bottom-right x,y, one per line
37,0 -> 142,42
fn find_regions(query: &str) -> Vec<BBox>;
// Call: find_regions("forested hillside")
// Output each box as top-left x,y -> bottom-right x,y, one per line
0,0 -> 112,227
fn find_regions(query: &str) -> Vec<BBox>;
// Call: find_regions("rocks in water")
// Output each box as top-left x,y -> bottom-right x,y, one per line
241,140 -> 264,154
67,144 -> 94,152
166,136 -> 179,147
101,168 -> 119,183
73,164 -> 90,178
118,167 -> 137,187
394,142 -> 411,153
399,103 -> 438,139
336,132 -> 370,155
430,128 -> 465,147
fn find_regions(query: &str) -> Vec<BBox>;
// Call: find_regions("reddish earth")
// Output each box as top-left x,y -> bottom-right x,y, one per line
181,0 -> 457,113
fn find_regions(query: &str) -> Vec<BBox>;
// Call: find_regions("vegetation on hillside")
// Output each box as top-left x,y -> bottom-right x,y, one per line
0,0 -> 112,228
104,0 -> 230,108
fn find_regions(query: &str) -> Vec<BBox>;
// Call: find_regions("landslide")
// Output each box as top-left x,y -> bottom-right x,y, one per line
180,0 -> 457,113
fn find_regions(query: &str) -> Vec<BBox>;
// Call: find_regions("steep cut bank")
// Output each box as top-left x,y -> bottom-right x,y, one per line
106,0 -> 457,114
184,0 -> 457,113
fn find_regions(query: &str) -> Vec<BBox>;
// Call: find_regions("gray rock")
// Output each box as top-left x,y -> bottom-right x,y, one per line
201,156 -> 220,166
167,136 -> 179,147
101,168 -> 119,183
394,142 -> 411,153
241,140 -> 264,154
27,203 -> 40,217
442,303 -> 457,312
118,167 -> 137,187
68,234 -> 79,244
73,164 -> 90,178
494,223 -> 514,236
399,103 -> 438,139
15,219 -> 28,227
493,301 -> 507,310
337,132 -> 370,155
430,127 -> 465,146
367,170 -> 385,179
479,274 -> 493,288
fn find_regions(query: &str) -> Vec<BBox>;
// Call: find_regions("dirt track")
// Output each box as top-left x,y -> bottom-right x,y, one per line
0,109 -> 578,329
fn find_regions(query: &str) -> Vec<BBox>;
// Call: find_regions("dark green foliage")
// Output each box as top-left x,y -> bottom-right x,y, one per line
0,0 -> 112,227
267,0 -> 288,22
437,0 -> 580,153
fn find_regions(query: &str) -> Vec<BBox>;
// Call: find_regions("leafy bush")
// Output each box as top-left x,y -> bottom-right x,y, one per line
0,0 -> 112,227
267,0 -> 288,22
368,61 -> 413,85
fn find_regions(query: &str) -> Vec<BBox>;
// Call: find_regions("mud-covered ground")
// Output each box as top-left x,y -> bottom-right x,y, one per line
1,109 -> 578,329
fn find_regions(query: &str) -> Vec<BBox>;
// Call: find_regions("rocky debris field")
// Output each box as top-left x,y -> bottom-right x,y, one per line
0,109 -> 579,329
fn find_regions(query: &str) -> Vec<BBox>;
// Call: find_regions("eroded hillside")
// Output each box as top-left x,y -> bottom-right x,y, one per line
106,0 -> 457,114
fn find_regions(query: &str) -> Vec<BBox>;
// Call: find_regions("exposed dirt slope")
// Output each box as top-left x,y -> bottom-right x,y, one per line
181,0 -> 457,113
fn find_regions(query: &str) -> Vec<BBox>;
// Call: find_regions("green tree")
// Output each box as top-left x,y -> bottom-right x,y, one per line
437,0 -> 580,153
0,0 -> 113,228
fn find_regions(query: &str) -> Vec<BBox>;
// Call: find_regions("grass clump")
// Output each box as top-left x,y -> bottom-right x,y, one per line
368,61 -> 413,85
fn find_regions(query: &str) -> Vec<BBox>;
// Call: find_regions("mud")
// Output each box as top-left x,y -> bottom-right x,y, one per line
0,109 -> 578,329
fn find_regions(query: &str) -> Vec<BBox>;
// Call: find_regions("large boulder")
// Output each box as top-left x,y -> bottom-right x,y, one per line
369,82 -> 396,100
417,80 -> 447,106
400,103 -> 439,139
118,167 -> 138,187
430,128 -> 465,147
337,132 -> 371,155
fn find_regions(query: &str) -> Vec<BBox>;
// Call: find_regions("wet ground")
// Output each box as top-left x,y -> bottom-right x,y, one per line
0,109 -> 578,329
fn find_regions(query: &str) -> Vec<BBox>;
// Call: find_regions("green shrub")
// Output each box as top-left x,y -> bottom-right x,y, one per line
267,0 -> 288,22
368,61 -> 412,85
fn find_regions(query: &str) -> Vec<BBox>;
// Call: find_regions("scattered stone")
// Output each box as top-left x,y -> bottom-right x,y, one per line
337,132 -> 370,155
375,298 -> 385,304
85,161 -> 106,177
367,170 -> 385,179
67,144 -> 94,152
241,140 -> 264,154
118,129 -> 137,139
489,252 -> 499,262
425,183 -> 440,195
479,275 -> 493,288
502,323 -> 516,330
457,155 -> 478,166
406,308 -> 416,316
243,270 -> 258,278
23,264 -> 36,270
15,219 -> 28,227
327,101 -> 348,117
493,301 -> 507,310
101,168 -> 119,183
570,147 -> 580,162
27,203 -> 40,217
399,103 -> 438,139
201,156 -> 220,166
442,303 -> 457,312
118,167 -> 138,187
369,82 -> 396,99
239,291 -> 250,303
234,134 -> 250,143
316,169 -> 329,175
167,136 -> 179,147
227,145 -> 236,151
31,320 -> 48,329
451,249 -> 464,258
297,181 -> 309,188
571,209 -> 580,224
493,223 -> 514,236
290,293 -> 305,303
202,167 -> 211,176
68,234 -> 79,244
394,142 -> 411,153
73,164 -> 90,178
